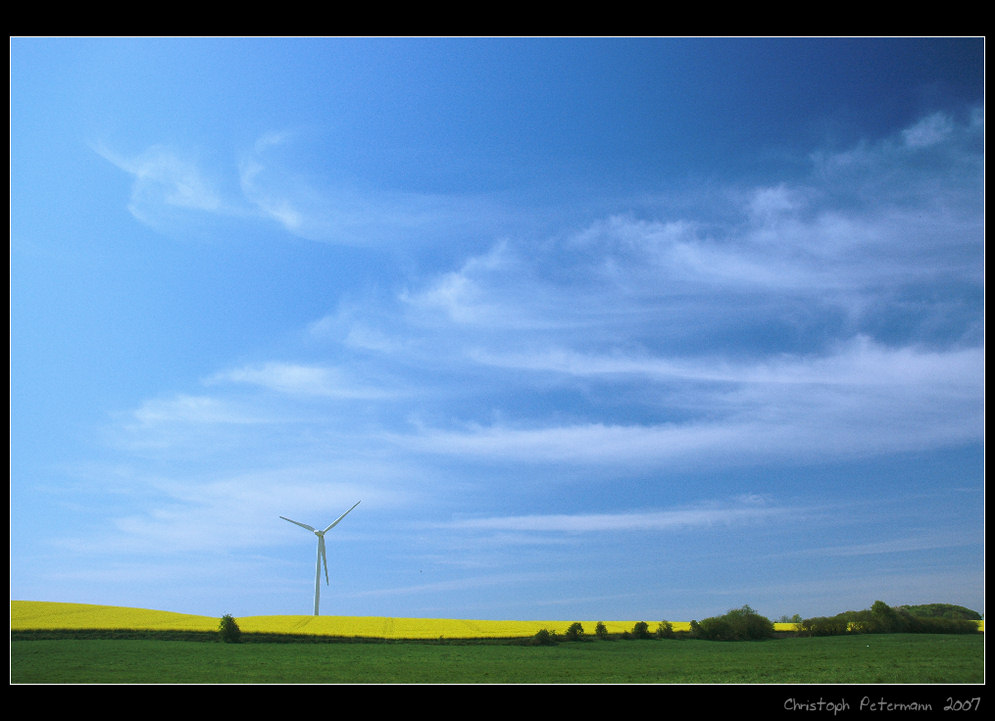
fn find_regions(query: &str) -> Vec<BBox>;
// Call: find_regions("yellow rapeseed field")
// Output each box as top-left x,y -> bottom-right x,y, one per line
13,601 -> 979,637
11,601 -> 220,632
12,601 -> 690,638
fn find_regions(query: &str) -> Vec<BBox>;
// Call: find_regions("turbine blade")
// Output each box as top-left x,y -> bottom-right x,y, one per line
319,535 -> 329,585
322,500 -> 361,533
280,516 -> 316,532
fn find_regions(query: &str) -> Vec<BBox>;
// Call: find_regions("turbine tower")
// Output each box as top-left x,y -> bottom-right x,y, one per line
281,501 -> 360,616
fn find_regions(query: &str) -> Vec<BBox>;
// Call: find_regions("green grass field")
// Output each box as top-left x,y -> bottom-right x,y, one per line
11,633 -> 984,684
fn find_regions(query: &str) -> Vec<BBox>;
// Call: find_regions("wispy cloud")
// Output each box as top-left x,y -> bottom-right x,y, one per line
448,497 -> 793,533
390,108 -> 982,350
92,142 -> 231,226
810,531 -> 981,558
209,361 -> 401,400
128,394 -> 269,426
468,335 -> 983,388
94,130 -> 507,248
236,130 -> 506,246
102,111 -> 983,480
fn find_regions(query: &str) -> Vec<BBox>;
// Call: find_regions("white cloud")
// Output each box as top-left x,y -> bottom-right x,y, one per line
901,111 -> 955,148
209,361 -> 398,399
808,531 -> 980,558
381,111 -> 982,376
388,334 -> 982,469
471,335 -> 983,388
449,498 -> 792,533
130,394 -> 265,426
236,131 -> 506,246
93,142 -> 227,224
746,183 -> 803,223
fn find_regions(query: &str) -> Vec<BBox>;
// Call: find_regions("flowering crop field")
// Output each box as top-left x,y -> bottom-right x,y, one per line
12,601 -> 221,632
12,601 -> 694,639
234,615 -> 695,638
13,602 -> 978,638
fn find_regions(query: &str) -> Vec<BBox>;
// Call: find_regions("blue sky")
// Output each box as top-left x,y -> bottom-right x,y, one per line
10,37 -> 984,622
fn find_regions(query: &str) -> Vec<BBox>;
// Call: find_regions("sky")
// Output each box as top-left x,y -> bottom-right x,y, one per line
10,37 -> 985,623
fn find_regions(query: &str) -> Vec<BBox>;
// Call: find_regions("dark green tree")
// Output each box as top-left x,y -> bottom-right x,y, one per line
692,605 -> 773,641
564,622 -> 585,641
655,620 -> 675,638
595,621 -> 609,640
631,620 -> 651,639
532,628 -> 557,645
899,603 -> 982,620
218,613 -> 242,643
870,600 -> 908,633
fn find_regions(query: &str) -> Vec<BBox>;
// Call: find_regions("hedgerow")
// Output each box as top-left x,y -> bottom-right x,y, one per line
689,605 -> 773,641
799,601 -> 981,637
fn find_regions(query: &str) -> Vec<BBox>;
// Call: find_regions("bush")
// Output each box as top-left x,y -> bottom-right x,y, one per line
564,622 -> 585,641
799,615 -> 850,637
594,621 -> 609,640
693,616 -> 735,641
532,628 -> 557,646
631,621 -> 652,639
655,620 -> 675,639
690,605 -> 773,641
218,613 -> 242,643
870,600 -> 909,633
903,616 -> 979,634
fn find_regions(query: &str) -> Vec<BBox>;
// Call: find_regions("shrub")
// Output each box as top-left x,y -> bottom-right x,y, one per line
594,621 -> 609,640
532,628 -> 557,646
694,616 -> 735,641
631,621 -> 652,639
799,615 -> 849,637
903,616 -> 979,634
691,605 -> 773,641
218,613 -> 241,643
564,622 -> 585,641
870,600 -> 909,633
655,620 -> 675,639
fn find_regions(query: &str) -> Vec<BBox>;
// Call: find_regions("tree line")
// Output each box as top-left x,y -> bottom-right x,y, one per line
530,601 -> 982,644
798,600 -> 981,637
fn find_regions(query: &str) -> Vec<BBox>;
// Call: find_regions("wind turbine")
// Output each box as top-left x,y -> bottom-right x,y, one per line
281,501 -> 361,616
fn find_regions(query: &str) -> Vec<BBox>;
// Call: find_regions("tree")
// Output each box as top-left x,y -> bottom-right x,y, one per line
532,628 -> 557,646
691,605 -> 773,641
631,621 -> 651,639
595,621 -> 609,640
899,603 -> 982,620
564,622 -> 585,641
218,613 -> 241,643
655,620 -> 675,639
870,600 -> 908,633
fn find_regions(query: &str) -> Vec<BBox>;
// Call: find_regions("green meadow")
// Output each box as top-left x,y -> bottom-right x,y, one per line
11,633 -> 984,684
